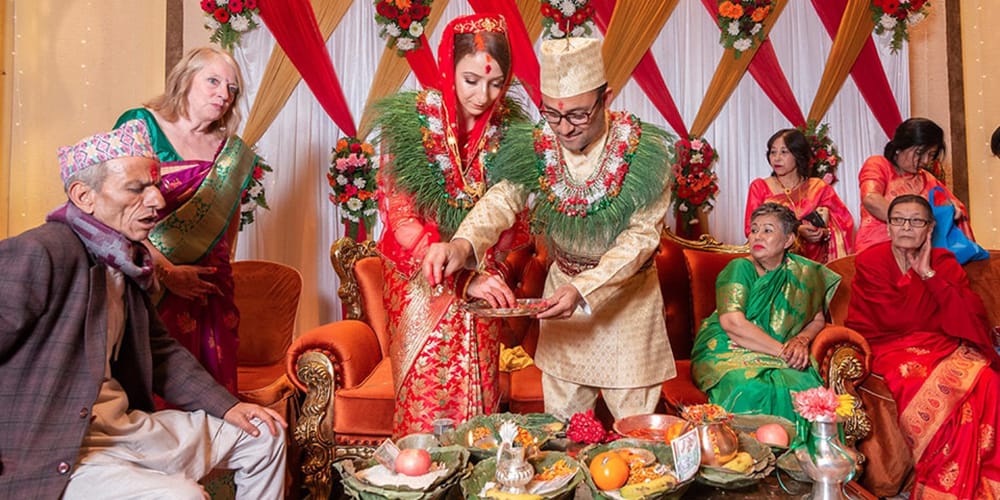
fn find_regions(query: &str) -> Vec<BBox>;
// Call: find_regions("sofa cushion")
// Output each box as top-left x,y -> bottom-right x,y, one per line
509,365 -> 545,414
683,249 -> 746,328
825,255 -> 856,325
657,238 -> 695,359
660,360 -> 709,408
354,256 -> 389,358
334,359 -> 394,437
966,250 -> 1000,328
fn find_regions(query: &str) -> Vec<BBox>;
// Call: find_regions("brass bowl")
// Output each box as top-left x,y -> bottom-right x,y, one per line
612,414 -> 686,441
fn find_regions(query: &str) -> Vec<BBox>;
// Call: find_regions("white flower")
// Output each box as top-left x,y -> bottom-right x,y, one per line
346,198 -> 363,211
558,0 -> 576,17
427,116 -> 444,134
408,22 -> 424,37
678,204 -> 689,212
353,177 -> 367,189
426,92 -> 442,107
386,23 -> 402,38
880,14 -> 897,30
249,184 -> 263,198
570,25 -> 585,37
907,11 -> 925,26
435,154 -> 452,170
750,23 -> 762,35
395,37 -> 415,51
734,38 -> 752,51
215,0 -> 228,5
337,174 -> 348,186
230,16 -> 250,32
550,24 -> 565,38
205,17 -> 221,30
727,21 -> 740,36
691,152 -> 704,164
363,208 -> 378,216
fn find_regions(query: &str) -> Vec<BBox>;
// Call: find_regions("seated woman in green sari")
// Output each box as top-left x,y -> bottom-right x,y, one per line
691,203 -> 841,422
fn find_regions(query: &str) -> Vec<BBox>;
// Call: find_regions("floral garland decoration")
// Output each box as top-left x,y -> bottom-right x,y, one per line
871,0 -> 931,54
798,121 -> 843,185
716,0 -> 774,58
670,136 -> 720,227
374,0 -> 434,55
534,114 -> 640,217
327,137 -> 379,240
239,157 -> 271,230
540,0 -> 595,39
200,0 -> 260,51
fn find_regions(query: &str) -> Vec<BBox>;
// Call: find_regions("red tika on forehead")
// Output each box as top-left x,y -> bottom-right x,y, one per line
557,101 -> 565,110
485,64 -> 492,74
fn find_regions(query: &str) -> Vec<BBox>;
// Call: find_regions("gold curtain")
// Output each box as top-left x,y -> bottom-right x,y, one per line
242,0 -> 354,146
690,0 -> 788,137
601,0 -> 680,95
516,0 -> 544,40
357,0 -> 452,138
806,0 -> 876,122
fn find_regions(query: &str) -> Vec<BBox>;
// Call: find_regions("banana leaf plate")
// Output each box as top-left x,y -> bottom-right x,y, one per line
334,445 -> 470,499
578,439 -> 693,500
460,450 -> 584,499
441,413 -> 564,462
695,432 -> 775,490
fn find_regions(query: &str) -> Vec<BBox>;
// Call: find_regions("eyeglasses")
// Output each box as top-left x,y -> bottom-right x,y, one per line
540,94 -> 604,126
888,216 -> 931,228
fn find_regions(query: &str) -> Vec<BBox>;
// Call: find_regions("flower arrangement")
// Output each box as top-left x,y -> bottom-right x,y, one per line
798,121 -> 843,185
374,0 -> 434,55
680,403 -> 732,425
200,0 -> 261,51
540,0 -> 595,39
716,0 -> 774,57
328,137 -> 378,239
792,386 -> 855,423
670,136 -> 720,227
871,0 -> 931,53
239,158 -> 271,230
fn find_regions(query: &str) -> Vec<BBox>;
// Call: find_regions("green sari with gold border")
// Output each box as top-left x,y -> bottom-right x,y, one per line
691,253 -> 841,422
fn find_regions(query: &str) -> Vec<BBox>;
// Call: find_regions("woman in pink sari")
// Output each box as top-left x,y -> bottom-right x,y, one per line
372,14 -> 530,436
847,194 -> 1000,498
744,129 -> 854,263
855,117 -> 973,253
115,47 -> 264,395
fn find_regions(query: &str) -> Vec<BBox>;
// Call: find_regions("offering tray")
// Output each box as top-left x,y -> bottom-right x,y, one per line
463,298 -> 548,317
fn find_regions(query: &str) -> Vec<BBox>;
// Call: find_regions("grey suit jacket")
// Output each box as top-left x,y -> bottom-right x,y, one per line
0,221 -> 239,499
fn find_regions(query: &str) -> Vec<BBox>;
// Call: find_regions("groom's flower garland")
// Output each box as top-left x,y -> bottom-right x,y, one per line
415,91 -> 504,210
534,112 -> 640,218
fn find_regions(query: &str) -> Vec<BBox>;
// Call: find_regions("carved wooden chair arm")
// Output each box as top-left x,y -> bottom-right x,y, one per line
812,324 -> 874,448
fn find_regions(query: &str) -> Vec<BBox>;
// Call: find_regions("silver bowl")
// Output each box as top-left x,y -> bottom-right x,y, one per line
397,433 -> 440,450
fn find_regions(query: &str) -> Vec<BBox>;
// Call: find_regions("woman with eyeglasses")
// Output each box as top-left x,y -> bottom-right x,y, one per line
847,194 -> 1000,499
855,117 -> 974,253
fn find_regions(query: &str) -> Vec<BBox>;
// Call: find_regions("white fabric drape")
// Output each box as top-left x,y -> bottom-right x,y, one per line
230,0 -> 908,333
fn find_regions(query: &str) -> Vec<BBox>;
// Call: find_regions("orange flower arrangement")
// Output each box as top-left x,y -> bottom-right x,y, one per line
716,0 -> 774,57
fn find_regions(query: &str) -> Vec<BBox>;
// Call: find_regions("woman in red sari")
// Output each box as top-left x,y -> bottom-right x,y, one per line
847,194 -> 1000,498
744,129 -> 854,263
856,117 -> 974,253
372,14 -> 530,436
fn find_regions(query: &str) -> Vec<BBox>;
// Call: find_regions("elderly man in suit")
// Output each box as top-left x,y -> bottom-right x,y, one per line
0,120 -> 286,499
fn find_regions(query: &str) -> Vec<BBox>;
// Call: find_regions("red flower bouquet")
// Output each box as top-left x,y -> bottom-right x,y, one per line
540,0 -> 595,39
871,0 -> 931,53
374,0 -> 434,55
328,137 -> 378,239
670,137 -> 720,227
200,0 -> 261,51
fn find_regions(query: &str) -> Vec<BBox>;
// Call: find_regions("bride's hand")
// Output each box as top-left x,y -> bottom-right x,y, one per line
466,273 -> 516,308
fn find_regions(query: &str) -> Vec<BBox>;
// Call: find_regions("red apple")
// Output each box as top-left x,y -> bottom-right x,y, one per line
395,448 -> 432,476
756,423 -> 790,447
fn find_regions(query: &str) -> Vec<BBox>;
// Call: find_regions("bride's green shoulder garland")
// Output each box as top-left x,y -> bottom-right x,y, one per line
372,89 -> 529,237
492,112 -> 674,247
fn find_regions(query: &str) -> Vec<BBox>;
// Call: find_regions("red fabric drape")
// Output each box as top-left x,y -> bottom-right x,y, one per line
811,0 -> 902,138
748,41 -> 806,127
591,0 -> 689,138
467,0 -> 541,105
258,0 -> 356,137
404,35 -> 441,89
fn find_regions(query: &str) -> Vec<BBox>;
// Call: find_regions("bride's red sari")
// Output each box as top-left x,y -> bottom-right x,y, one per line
847,242 -> 1000,498
374,14 -> 529,437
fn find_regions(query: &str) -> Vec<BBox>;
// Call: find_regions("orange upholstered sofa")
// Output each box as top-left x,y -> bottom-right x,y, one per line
284,231 -> 871,498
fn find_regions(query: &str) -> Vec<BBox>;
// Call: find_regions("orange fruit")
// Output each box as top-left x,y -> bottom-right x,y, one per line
589,451 -> 629,491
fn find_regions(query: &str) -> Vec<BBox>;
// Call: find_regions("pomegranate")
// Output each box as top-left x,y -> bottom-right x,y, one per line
394,448 -> 432,476
755,423 -> 790,447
